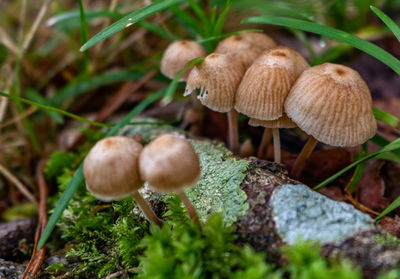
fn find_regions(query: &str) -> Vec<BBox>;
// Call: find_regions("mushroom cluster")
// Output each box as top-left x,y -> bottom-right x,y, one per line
83,134 -> 201,227
160,33 -> 376,180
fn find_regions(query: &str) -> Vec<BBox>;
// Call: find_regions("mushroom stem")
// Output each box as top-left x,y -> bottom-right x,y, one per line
132,191 -> 163,228
272,128 -> 281,164
257,128 -> 272,159
227,110 -> 239,154
290,136 -> 318,179
177,190 -> 200,225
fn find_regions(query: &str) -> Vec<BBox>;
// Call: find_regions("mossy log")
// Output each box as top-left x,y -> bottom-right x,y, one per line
119,122 -> 400,279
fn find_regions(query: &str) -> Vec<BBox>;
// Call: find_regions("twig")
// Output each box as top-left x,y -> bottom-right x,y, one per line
0,106 -> 37,128
0,27 -> 18,54
20,0 -> 55,60
102,267 -> 142,279
0,163 -> 38,207
21,160 -> 48,279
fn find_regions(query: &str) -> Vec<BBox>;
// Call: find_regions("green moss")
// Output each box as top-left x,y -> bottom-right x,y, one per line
138,195 -> 272,279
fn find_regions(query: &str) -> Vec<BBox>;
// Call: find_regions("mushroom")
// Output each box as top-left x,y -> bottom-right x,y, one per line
139,134 -> 201,223
184,53 -> 245,153
160,40 -> 207,81
83,136 -> 163,227
235,46 -> 309,162
248,113 -> 296,161
285,63 -> 377,179
215,32 -> 276,69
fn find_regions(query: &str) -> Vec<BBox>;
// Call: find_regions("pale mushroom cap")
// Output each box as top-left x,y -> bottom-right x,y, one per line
160,40 -> 207,81
83,136 -> 143,202
215,32 -> 276,68
235,46 -> 310,120
249,113 -> 296,129
285,63 -> 377,147
184,53 -> 245,112
139,134 -> 201,193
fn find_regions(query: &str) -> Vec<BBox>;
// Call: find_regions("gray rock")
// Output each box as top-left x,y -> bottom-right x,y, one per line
271,184 -> 376,245
0,258 -> 25,279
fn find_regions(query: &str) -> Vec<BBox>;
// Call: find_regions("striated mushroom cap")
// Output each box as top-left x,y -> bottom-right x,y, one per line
184,53 -> 245,112
285,63 -> 377,147
215,32 -> 276,68
83,136 -> 143,202
161,40 -> 207,81
249,113 -> 296,129
139,134 -> 201,193
235,46 -> 309,120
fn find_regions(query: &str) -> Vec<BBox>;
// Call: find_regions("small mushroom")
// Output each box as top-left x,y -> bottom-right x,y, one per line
235,46 -> 309,162
83,136 -> 163,227
215,32 -> 276,69
249,114 -> 296,160
285,63 -> 377,179
139,134 -> 201,223
160,40 -> 207,81
184,53 -> 245,153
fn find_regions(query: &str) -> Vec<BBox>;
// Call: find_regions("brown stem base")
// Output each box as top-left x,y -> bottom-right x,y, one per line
178,191 -> 200,225
290,136 -> 318,179
272,128 -> 281,164
257,128 -> 272,159
227,110 -> 239,154
132,191 -> 163,228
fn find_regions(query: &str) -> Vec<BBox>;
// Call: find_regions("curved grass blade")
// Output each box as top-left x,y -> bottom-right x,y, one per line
242,16 -> 400,75
0,92 -> 113,128
80,0 -> 185,51
376,196 -> 400,221
38,89 -> 165,249
137,21 -> 175,41
161,57 -> 205,105
50,70 -> 145,106
314,138 -> 400,190
47,10 -> 123,27
370,134 -> 400,158
373,106 -> 400,129
371,6 -> 400,43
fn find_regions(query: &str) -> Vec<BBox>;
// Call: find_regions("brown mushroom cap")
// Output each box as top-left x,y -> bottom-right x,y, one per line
83,136 -> 143,201
285,63 -> 377,147
184,53 -> 245,112
139,134 -> 201,193
249,113 -> 296,129
215,32 -> 276,68
235,46 -> 309,120
160,40 -> 207,81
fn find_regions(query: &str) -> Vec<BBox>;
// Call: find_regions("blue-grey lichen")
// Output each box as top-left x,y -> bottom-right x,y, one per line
271,184 -> 375,245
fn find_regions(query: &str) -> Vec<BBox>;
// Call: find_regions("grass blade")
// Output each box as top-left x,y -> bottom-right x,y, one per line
373,106 -> 400,129
80,0 -> 185,51
0,92 -> 113,128
376,196 -> 400,221
38,89 -> 166,249
49,70 -> 146,106
214,0 -> 231,37
370,134 -> 400,158
371,6 -> 400,43
314,138 -> 400,190
161,57 -> 205,105
78,0 -> 90,76
242,16 -> 400,75
47,10 -> 123,27
137,21 -> 175,41
347,143 -> 368,193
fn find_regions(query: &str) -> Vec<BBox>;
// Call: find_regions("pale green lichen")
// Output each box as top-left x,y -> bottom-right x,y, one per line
187,141 -> 249,225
